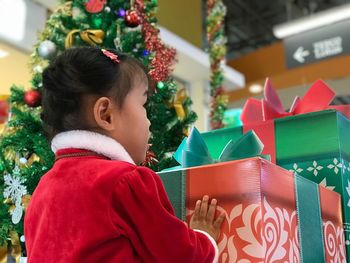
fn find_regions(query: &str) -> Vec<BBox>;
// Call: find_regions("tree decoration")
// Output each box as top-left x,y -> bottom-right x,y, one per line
156,81 -> 164,90
116,8 -> 126,17
172,88 -> 188,120
206,0 -> 229,129
141,147 -> 158,167
65,29 -> 105,48
85,0 -> 107,13
37,40 -> 57,59
134,0 -> 177,83
24,90 -> 41,107
125,9 -> 141,27
3,166 -> 27,224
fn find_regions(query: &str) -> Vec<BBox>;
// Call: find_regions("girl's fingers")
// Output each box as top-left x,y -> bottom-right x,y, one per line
214,213 -> 225,229
193,199 -> 201,219
206,198 -> 217,223
199,195 -> 209,219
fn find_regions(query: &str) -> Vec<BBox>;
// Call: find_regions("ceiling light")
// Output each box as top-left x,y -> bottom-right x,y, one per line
0,49 -> 8,58
249,84 -> 263,94
273,3 -> 350,39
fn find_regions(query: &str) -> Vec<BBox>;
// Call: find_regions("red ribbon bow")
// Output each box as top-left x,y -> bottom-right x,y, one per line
241,78 -> 336,124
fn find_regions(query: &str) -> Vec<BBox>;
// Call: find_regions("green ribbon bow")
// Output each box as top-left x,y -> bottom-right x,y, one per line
172,127 -> 268,168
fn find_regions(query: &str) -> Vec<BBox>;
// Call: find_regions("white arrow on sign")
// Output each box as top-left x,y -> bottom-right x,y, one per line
293,46 -> 310,63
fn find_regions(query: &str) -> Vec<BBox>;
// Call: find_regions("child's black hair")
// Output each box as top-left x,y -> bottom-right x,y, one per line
41,47 -> 148,140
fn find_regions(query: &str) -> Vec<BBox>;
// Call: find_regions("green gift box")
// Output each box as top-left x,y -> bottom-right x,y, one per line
202,79 -> 350,259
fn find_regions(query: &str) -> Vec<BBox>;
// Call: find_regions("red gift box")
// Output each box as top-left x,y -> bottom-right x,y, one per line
159,157 -> 346,262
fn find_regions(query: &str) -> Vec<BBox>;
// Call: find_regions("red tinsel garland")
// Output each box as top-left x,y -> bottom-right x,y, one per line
134,0 -> 176,82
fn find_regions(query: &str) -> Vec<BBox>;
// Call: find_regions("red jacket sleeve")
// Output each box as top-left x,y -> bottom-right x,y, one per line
109,166 -> 218,263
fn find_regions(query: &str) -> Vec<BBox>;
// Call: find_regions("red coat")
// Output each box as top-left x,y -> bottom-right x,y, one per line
25,131 -> 218,263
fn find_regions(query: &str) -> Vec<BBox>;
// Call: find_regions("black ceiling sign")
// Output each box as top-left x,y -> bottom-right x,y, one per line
284,19 -> 350,69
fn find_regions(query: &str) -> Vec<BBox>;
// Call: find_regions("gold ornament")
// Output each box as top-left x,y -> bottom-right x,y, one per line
27,153 -> 40,166
21,194 -> 31,211
0,125 -> 16,137
0,246 -> 7,263
173,88 -> 188,120
3,195 -> 31,262
0,231 -> 21,263
9,231 -> 21,263
4,148 -> 16,161
65,29 -> 105,48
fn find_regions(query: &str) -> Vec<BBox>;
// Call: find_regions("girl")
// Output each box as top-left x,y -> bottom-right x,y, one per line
24,47 -> 224,262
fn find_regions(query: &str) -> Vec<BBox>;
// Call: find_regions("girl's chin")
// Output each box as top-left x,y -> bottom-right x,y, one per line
133,154 -> 144,166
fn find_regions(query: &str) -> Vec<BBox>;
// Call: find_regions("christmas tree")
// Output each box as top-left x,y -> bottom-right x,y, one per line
0,0 -> 196,258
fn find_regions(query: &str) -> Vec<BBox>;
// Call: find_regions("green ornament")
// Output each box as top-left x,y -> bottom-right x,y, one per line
92,17 -> 102,28
151,0 -> 158,5
157,81 -> 165,89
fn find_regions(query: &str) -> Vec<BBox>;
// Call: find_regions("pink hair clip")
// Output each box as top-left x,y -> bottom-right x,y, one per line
101,49 -> 120,64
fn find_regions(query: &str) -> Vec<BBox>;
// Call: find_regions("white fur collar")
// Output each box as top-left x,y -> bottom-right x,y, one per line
51,130 -> 135,164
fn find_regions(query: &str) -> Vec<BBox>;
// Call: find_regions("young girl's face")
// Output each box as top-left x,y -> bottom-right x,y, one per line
110,79 -> 150,164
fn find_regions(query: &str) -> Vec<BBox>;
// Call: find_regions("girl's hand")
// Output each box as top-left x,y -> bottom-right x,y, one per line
189,195 -> 225,241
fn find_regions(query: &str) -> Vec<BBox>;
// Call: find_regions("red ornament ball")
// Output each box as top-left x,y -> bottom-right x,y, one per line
24,90 -> 41,107
85,0 -> 106,13
125,10 -> 141,27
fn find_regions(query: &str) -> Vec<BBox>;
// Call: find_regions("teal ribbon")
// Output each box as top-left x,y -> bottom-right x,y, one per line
294,175 -> 325,262
171,127 -> 268,169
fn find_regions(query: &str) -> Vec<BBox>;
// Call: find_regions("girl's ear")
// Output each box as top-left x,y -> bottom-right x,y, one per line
93,97 -> 116,131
